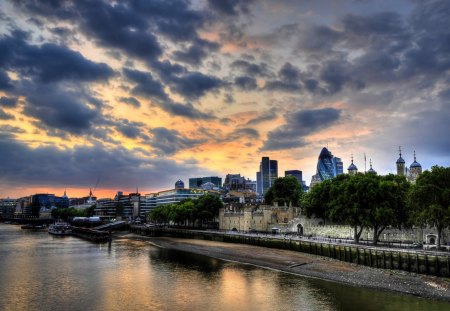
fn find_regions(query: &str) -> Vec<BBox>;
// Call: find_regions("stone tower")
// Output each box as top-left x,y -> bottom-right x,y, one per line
408,151 -> 422,182
396,146 -> 405,176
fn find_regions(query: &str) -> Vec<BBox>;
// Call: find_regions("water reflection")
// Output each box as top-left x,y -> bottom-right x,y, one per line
0,224 -> 449,311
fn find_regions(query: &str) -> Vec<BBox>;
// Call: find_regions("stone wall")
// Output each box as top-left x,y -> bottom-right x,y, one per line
219,205 -> 450,246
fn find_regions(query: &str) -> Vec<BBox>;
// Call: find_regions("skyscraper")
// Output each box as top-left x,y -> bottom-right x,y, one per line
257,157 -> 278,195
310,147 -> 343,187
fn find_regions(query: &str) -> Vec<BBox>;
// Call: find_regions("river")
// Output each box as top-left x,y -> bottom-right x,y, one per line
0,224 -> 448,311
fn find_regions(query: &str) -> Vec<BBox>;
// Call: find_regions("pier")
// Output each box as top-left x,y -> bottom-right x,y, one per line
71,227 -> 111,242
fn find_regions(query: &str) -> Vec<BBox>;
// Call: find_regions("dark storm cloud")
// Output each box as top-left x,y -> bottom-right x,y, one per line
260,108 -> 341,151
264,63 -> 302,92
234,76 -> 257,91
123,68 -> 168,101
119,97 -> 141,108
246,109 -> 277,125
0,70 -> 14,91
297,25 -> 341,53
207,0 -> 254,16
123,68 -> 216,120
0,33 -> 114,83
0,135 -> 212,189
230,60 -> 272,77
113,119 -> 146,140
0,109 -> 15,120
22,84 -> 100,134
342,12 -> 405,37
148,127 -> 205,156
224,128 -> 259,141
0,96 -> 18,108
173,38 -> 220,66
15,0 -> 210,63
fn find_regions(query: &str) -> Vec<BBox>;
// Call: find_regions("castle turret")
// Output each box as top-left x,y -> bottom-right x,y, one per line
367,159 -> 377,175
408,151 -> 422,182
396,146 -> 405,176
347,155 -> 358,175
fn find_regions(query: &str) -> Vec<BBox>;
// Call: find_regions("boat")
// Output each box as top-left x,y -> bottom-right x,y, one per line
21,224 -> 47,230
48,222 -> 72,236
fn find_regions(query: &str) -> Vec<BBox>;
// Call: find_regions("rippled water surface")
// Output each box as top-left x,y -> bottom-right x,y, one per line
0,224 -> 449,311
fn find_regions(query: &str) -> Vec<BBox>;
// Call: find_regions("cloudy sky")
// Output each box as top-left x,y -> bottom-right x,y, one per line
1,0 -> 449,198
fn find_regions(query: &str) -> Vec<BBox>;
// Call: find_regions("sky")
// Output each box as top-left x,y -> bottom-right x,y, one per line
0,0 -> 449,198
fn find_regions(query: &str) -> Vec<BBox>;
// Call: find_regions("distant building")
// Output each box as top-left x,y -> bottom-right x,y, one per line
189,176 -> 222,190
285,170 -> 302,184
396,147 -> 422,183
257,157 -> 278,195
223,174 -> 248,191
0,198 -> 17,218
175,180 -> 185,189
310,147 -> 343,187
347,155 -> 358,175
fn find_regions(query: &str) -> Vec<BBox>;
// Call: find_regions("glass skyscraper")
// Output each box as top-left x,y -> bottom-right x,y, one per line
310,147 -> 343,187
257,157 -> 278,195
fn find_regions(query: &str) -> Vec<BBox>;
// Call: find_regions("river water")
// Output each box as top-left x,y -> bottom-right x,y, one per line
0,224 -> 448,311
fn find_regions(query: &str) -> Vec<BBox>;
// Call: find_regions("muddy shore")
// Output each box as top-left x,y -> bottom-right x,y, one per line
117,233 -> 450,302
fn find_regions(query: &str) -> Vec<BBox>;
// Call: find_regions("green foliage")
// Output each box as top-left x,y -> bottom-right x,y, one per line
51,206 -> 96,220
302,179 -> 332,219
264,176 -> 303,206
303,173 -> 410,244
147,194 -> 223,227
409,166 -> 450,248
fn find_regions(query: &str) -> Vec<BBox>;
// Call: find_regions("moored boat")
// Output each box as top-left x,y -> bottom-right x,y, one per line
48,222 -> 72,236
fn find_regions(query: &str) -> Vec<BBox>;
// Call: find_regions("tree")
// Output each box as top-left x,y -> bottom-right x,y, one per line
327,174 -> 368,243
409,166 -> 450,249
264,176 -> 303,206
301,179 -> 332,220
195,194 -> 223,227
363,174 -> 410,245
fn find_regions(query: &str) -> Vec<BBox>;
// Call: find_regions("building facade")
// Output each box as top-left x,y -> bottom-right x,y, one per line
310,147 -> 343,187
257,157 -> 278,195
189,176 -> 222,189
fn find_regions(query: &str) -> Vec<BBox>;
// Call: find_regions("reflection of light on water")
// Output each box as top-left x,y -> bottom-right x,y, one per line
1,225 -> 450,311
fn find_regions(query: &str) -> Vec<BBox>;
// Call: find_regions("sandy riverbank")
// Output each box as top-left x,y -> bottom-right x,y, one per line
116,233 -> 450,302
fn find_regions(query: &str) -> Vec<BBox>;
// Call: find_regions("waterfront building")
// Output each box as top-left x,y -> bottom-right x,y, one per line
189,176 -> 222,190
0,198 -> 17,218
310,147 -> 343,187
257,157 -> 278,195
175,180 -> 185,189
69,189 -> 97,209
94,198 -> 117,219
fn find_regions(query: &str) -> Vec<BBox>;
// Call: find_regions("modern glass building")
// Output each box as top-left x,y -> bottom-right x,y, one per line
189,176 -> 222,189
257,157 -> 278,195
310,147 -> 343,187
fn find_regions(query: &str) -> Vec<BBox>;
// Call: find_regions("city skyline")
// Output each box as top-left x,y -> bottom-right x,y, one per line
1,1 -> 450,198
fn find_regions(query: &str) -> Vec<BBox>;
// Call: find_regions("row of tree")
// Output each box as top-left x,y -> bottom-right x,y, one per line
51,205 -> 96,219
148,194 -> 223,228
301,166 -> 450,248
